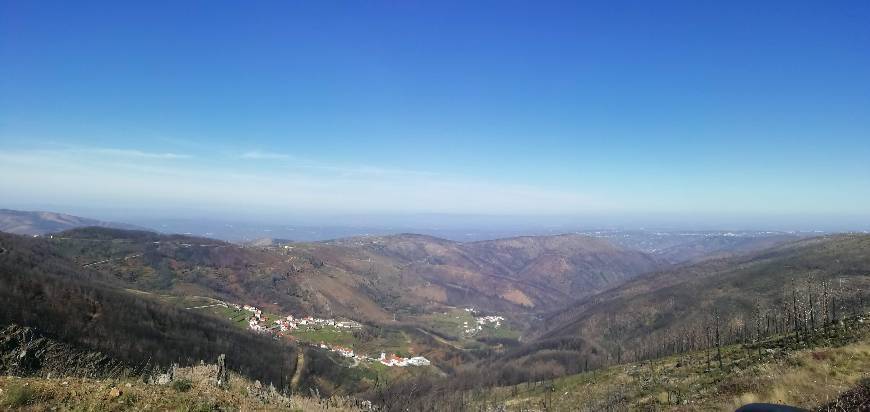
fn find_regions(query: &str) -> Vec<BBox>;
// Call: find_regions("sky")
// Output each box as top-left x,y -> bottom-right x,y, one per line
1,1 -> 869,230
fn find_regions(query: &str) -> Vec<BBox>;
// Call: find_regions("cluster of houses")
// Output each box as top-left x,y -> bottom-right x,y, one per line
314,342 -> 430,367
461,308 -> 505,335
242,305 -> 265,331
237,304 -> 362,333
274,314 -> 362,332
234,303 -> 430,368
318,342 -> 356,358
377,352 -> 431,367
476,315 -> 505,326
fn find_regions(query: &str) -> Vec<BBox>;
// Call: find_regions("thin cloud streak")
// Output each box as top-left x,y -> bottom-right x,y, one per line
0,147 -> 607,215
87,148 -> 192,159
239,149 -> 438,178
240,150 -> 291,160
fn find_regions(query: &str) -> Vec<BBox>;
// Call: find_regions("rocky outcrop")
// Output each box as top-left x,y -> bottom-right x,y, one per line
0,324 -> 149,379
817,378 -> 870,411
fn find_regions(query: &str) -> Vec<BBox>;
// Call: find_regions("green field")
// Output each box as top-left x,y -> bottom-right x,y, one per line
165,294 -> 418,359
422,308 -> 521,343
292,327 -> 357,347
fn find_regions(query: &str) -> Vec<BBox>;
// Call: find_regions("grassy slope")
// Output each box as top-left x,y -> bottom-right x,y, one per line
0,365 -> 366,412
421,308 -> 521,342
477,318 -> 870,411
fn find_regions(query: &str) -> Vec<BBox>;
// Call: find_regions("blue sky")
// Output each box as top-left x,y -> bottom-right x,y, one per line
1,1 -> 869,228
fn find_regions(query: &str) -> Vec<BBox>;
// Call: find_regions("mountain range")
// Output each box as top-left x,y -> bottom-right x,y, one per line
1,208 -> 866,410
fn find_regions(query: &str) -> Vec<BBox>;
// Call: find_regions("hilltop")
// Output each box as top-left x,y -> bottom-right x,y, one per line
0,209 -> 146,236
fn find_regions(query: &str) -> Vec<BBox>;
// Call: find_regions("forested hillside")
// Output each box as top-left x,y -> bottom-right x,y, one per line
315,233 -> 662,314
481,235 -> 870,385
43,228 -> 662,325
0,231 -> 300,386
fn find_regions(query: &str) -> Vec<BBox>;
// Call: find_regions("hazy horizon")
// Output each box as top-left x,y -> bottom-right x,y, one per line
3,204 -> 867,243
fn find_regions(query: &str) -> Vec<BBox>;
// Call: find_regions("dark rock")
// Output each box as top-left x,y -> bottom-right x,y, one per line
816,378 -> 870,411
0,324 -> 139,379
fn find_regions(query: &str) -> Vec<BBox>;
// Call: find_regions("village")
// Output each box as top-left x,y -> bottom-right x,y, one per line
239,304 -> 362,333
234,303 -> 431,368
461,307 -> 505,336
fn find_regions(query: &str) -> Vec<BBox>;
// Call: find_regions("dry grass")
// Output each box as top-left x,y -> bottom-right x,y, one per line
727,343 -> 870,410
0,364 -> 368,411
480,321 -> 870,411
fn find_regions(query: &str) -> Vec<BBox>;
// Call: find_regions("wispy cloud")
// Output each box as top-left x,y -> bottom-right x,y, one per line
87,148 -> 192,159
238,149 -> 438,178
0,146 -> 610,216
240,150 -> 291,160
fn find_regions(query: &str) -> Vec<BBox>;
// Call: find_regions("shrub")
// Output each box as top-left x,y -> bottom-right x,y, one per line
1,384 -> 45,407
172,378 -> 194,392
184,399 -> 216,412
118,391 -> 140,406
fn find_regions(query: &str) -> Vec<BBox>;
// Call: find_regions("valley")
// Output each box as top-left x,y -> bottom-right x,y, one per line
4,1 -> 869,409
1,219 -> 868,411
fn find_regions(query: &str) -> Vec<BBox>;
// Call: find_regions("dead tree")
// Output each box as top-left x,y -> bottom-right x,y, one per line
216,353 -> 228,388
715,310 -> 723,370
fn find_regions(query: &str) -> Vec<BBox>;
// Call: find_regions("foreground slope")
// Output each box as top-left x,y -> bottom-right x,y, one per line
470,317 -> 870,411
0,325 -> 366,411
0,373 -> 366,411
